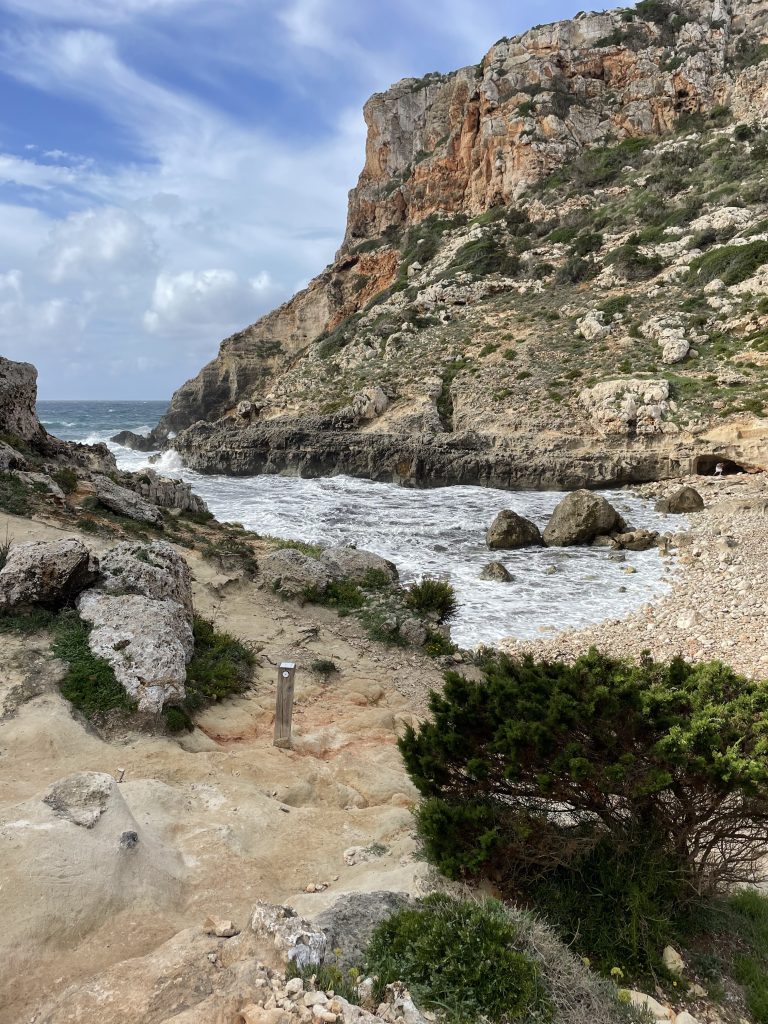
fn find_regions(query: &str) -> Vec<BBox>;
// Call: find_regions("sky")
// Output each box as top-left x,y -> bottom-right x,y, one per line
0,0 -> 607,400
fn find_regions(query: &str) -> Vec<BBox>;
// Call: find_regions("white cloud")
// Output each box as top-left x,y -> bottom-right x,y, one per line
143,268 -> 276,333
46,206 -> 158,282
0,0 -> 213,25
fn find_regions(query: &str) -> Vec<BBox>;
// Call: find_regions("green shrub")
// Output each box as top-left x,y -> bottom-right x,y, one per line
184,616 -> 255,710
405,578 -> 457,621
598,295 -> 632,321
555,255 -> 599,284
365,894 -> 543,1023
401,650 -> 768,970
303,579 -> 366,612
53,611 -> 136,719
0,529 -> 11,570
76,517 -> 100,534
163,706 -> 193,733
572,231 -> 603,256
52,467 -> 78,494
447,235 -> 520,280
0,472 -> 30,516
605,243 -> 664,280
311,658 -> 338,676
688,240 -> 768,287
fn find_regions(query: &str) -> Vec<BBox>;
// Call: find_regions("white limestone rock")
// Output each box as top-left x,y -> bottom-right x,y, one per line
0,537 -> 97,610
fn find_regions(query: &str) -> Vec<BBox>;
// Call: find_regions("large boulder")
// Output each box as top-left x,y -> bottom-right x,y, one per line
322,546 -> 398,583
93,475 -> 164,527
259,548 -> 332,598
98,541 -> 193,617
130,468 -> 209,516
0,356 -> 45,444
313,892 -> 411,971
0,538 -> 97,610
543,490 -> 623,547
486,510 -> 542,550
250,901 -> 326,970
77,591 -> 193,712
656,486 -> 704,514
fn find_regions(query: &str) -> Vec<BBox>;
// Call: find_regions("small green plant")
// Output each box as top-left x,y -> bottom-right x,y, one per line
268,537 -> 324,558
53,611 -> 136,719
311,658 -> 338,676
0,528 -> 11,570
76,517 -> 100,534
183,616 -> 255,710
0,472 -> 30,516
163,706 -> 193,733
52,467 -> 78,494
406,578 -> 457,622
424,630 -> 456,658
303,579 -> 366,612
365,894 -> 543,1023
286,962 -> 361,1004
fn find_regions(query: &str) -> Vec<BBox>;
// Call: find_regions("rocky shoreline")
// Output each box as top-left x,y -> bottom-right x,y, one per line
502,473 -> 768,680
168,416 -> 709,491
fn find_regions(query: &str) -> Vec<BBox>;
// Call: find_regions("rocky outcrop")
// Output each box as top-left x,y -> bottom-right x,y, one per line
76,541 -> 195,713
0,440 -> 27,471
0,356 -> 46,444
0,538 -> 97,610
543,490 -> 624,547
130,468 -> 210,516
314,892 -> 411,971
487,510 -> 542,549
98,541 -> 194,615
171,416 -> 706,490
93,474 -> 164,527
260,545 -> 398,599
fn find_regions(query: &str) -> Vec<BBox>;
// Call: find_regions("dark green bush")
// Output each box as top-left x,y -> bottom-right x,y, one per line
401,650 -> 768,970
311,658 -> 338,676
52,467 -> 78,494
184,616 -> 255,710
405,578 -> 457,622
303,579 -> 366,612
163,706 -> 193,733
447,235 -> 520,280
605,243 -> 664,280
53,611 -> 136,719
689,240 -> 768,287
365,894 -> 543,1023
556,255 -> 599,284
0,472 -> 30,516
572,232 -> 603,256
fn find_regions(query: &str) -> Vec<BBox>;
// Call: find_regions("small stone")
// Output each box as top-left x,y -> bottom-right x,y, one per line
479,561 -> 513,582
203,915 -> 240,938
688,984 -> 706,998
285,977 -> 304,997
119,830 -> 139,850
662,945 -> 684,976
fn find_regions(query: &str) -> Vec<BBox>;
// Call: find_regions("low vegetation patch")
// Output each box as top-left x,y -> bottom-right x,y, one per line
688,240 -> 768,287
0,472 -> 31,516
183,616 -> 255,709
52,611 -> 136,719
365,895 -> 544,1023
406,578 -> 457,622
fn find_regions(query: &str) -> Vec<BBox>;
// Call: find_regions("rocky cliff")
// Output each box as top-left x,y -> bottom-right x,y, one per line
159,0 -> 768,487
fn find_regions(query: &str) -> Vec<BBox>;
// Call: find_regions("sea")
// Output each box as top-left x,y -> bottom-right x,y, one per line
38,400 -> 675,649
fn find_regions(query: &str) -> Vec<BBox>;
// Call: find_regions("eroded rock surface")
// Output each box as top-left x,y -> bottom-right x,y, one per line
0,537 -> 97,610
543,490 -> 623,547
93,475 -> 164,527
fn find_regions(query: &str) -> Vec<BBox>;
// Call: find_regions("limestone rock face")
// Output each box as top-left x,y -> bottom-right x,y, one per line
322,546 -> 399,583
579,379 -> 672,437
0,538 -> 97,610
249,901 -> 326,969
487,510 -> 542,550
77,591 -> 193,712
130,468 -> 209,516
98,541 -> 194,616
657,486 -> 705,514
160,0 -> 764,436
0,356 -> 45,443
543,490 -> 623,547
43,772 -> 118,829
313,891 -> 411,971
93,474 -> 164,527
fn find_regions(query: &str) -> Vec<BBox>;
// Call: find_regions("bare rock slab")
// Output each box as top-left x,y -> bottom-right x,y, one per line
93,474 -> 164,527
77,591 -> 193,712
0,537 -> 97,610
487,510 -> 542,550
543,490 -> 624,547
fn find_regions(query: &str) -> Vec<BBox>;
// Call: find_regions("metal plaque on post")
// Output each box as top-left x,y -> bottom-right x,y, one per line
274,662 -> 296,748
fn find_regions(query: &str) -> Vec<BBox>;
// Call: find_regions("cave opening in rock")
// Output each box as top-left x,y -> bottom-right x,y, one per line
695,455 -> 748,476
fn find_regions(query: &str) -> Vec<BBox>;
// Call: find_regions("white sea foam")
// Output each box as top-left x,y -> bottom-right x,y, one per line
109,441 -> 677,649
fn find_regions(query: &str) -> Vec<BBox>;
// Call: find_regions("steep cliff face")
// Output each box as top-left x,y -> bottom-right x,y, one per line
160,0 -> 768,487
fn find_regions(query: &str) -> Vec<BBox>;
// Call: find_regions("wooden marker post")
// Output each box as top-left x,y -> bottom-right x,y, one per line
274,662 -> 296,748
